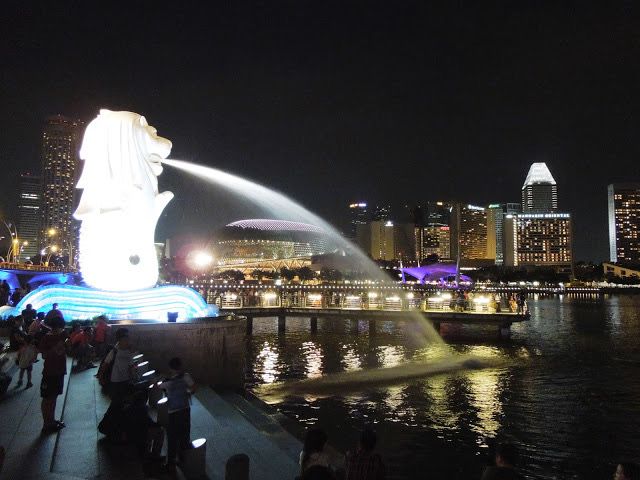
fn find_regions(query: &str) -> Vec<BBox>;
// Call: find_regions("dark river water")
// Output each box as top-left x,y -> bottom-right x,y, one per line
244,295 -> 640,479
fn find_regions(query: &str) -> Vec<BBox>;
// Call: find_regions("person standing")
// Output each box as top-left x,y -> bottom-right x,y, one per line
93,315 -> 110,358
159,357 -> 196,472
109,328 -> 134,403
38,317 -> 67,433
16,336 -> 38,388
45,303 -> 64,323
21,304 -> 36,329
8,316 -> 27,351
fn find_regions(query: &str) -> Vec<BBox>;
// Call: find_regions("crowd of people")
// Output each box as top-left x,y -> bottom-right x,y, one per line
0,279 -> 30,308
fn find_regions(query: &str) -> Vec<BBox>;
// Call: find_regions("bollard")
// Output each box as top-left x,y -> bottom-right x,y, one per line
156,397 -> 168,427
134,361 -> 150,381
181,438 -> 207,479
225,453 -> 250,480
148,381 -> 164,408
141,369 -> 156,384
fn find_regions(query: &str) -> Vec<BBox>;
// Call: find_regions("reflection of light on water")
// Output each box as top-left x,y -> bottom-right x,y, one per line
377,345 -> 405,367
302,341 -> 323,378
342,345 -> 362,372
467,369 -> 502,442
256,341 -> 279,384
425,376 -> 460,430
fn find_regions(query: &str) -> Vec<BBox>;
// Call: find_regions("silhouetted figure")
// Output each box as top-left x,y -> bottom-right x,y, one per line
481,443 -> 524,480
615,463 -> 640,480
38,317 -> 67,433
345,427 -> 386,480
159,357 -> 196,472
0,281 -> 9,306
45,303 -> 64,323
225,453 -> 250,480
300,428 -> 330,476
21,303 -> 36,327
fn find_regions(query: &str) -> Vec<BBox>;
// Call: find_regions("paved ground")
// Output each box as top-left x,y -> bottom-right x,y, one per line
0,352 -> 301,479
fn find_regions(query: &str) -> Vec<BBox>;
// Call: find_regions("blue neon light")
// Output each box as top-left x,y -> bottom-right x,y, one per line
3,284 -> 217,321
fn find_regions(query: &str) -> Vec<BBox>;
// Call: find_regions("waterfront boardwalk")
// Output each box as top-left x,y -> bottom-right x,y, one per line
0,357 -> 301,479
222,306 -> 528,335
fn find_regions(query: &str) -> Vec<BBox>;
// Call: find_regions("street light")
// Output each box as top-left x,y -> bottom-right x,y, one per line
1,220 -> 18,262
45,227 -> 75,269
42,245 -> 59,267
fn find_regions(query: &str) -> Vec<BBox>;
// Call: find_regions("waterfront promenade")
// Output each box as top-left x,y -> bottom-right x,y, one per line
0,356 -> 301,479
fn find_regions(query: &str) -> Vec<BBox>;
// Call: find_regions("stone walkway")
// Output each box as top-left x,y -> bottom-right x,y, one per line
0,354 -> 301,479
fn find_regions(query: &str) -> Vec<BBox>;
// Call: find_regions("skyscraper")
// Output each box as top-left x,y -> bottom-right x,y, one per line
521,162 -> 558,213
40,115 -> 82,256
348,202 -> 368,240
16,172 -> 41,260
450,204 -> 489,263
487,203 -> 520,265
608,183 -> 640,263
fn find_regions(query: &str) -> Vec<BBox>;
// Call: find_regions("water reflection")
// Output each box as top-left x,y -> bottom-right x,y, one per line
302,341 -> 323,378
246,297 -> 640,479
256,341 -> 279,384
341,345 -> 362,372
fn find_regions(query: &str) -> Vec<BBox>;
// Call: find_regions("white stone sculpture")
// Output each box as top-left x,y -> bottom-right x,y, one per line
73,110 -> 173,291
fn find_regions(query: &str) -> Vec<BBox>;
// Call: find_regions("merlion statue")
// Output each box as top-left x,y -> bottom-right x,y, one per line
73,110 -> 174,291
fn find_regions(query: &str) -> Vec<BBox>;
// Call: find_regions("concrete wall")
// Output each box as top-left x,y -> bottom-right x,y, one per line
106,316 -> 246,390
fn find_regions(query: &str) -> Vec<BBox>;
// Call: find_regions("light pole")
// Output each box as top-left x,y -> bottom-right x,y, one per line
1,220 -> 18,263
46,228 -> 75,269
42,245 -> 59,267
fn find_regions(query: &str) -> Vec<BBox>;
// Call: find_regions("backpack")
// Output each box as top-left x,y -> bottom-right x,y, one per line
97,347 -> 117,387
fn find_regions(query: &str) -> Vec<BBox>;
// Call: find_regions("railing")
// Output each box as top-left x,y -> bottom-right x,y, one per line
212,291 -> 526,316
0,262 -> 74,272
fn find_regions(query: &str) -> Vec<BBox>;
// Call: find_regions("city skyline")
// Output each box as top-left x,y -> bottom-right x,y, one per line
2,3 -> 640,262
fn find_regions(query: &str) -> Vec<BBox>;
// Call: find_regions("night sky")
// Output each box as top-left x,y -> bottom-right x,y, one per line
2,2 -> 639,261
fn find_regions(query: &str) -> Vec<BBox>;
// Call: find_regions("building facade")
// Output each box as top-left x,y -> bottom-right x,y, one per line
521,162 -> 558,213
504,213 -> 573,273
348,202 -> 368,240
40,115 -> 82,256
16,172 -> 41,260
414,225 -> 450,261
450,204 -> 489,262
487,202 -> 520,265
608,183 -> 640,263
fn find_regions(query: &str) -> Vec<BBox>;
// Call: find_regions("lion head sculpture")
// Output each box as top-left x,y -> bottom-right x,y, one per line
74,110 -> 174,291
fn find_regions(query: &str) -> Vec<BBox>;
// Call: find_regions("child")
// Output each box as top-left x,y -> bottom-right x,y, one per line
17,336 -> 38,388
159,357 -> 196,471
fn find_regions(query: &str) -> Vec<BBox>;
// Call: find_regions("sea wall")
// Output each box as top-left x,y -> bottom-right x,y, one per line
106,316 -> 246,390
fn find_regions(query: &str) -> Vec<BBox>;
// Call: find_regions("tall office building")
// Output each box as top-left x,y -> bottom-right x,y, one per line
16,172 -> 41,260
608,183 -> 640,263
449,204 -> 490,266
40,115 -> 82,255
521,162 -> 558,213
357,220 -> 415,261
348,202 -> 368,240
487,203 -> 520,265
415,225 -> 450,260
504,213 -> 573,273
